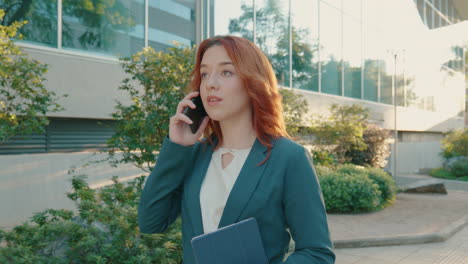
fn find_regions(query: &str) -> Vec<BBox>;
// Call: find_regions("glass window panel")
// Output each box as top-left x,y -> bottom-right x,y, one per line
148,0 -> 195,52
217,0 -> 253,41
62,0 -> 144,57
343,15 -> 361,99
291,0 -> 319,91
1,0 -> 58,47
320,2 -> 342,96
322,0 -> 341,10
362,0 -> 379,102
254,0 -> 289,86
343,0 -> 361,20
380,53 -> 394,105
425,2 -> 433,28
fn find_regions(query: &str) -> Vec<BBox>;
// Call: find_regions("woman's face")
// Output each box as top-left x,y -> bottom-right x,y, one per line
199,45 -> 252,123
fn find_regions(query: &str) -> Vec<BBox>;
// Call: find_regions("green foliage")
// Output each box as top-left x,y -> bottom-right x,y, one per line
346,124 -> 391,168
107,45 -> 195,172
0,9 -> 65,143
365,167 -> 397,206
0,174 -> 183,263
449,157 -> 468,178
311,104 -> 370,164
319,172 -> 381,213
279,88 -> 309,135
311,149 -> 337,167
440,128 -> 468,159
430,167 -> 468,181
318,164 -> 396,213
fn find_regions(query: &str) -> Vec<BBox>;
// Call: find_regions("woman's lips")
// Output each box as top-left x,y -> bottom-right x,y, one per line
206,96 -> 223,106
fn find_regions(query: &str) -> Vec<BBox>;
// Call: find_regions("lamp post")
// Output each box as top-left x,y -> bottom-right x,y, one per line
387,49 -> 404,178
392,52 -> 398,179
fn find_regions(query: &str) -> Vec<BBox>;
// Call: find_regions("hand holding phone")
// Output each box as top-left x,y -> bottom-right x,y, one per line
183,96 -> 207,134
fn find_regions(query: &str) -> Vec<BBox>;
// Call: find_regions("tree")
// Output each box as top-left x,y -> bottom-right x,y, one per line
106,45 -> 195,172
279,88 -> 309,136
0,9 -> 65,143
311,104 -> 369,163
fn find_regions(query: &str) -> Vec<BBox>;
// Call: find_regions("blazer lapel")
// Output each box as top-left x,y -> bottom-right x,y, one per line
185,141 -> 214,236
217,139 -> 269,228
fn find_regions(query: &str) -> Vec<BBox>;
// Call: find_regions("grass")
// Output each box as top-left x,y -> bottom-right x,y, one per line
430,167 -> 468,181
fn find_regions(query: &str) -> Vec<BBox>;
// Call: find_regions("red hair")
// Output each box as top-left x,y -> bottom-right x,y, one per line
188,35 -> 289,160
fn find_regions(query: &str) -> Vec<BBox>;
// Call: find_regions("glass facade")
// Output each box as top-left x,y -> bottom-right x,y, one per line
2,0 -> 465,113
1,0 -> 196,57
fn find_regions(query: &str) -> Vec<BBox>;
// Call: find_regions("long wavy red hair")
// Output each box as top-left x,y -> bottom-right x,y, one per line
188,35 -> 289,160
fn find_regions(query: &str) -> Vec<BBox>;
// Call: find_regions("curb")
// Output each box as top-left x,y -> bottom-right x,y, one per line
333,214 -> 468,249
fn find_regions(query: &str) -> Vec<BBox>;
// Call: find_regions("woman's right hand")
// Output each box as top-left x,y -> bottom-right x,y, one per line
169,91 -> 210,146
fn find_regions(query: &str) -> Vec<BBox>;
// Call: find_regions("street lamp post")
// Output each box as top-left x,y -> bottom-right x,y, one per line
392,52 -> 398,179
388,49 -> 404,178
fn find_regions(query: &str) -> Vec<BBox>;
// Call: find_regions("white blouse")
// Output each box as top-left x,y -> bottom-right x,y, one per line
200,146 -> 252,234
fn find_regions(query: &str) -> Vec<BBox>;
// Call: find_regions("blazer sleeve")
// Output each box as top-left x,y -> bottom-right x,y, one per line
282,146 -> 335,264
138,137 -> 196,234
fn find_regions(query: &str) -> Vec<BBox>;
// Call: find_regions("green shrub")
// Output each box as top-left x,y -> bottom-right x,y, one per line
315,165 -> 334,177
430,167 -> 455,178
347,124 -> 391,168
449,157 -> 468,178
336,164 -> 367,177
441,128 -> 468,159
0,174 -> 183,263
310,104 -> 369,164
319,172 -> 381,213
311,149 -> 336,167
317,164 -> 397,213
365,167 -> 396,206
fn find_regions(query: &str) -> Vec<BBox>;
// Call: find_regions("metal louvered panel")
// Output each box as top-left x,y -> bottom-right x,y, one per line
0,135 -> 47,154
0,118 -> 116,155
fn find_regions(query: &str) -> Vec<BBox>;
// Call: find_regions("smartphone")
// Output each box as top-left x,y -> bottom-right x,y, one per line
183,96 -> 207,134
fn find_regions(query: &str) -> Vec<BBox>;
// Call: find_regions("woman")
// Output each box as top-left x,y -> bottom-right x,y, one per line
138,35 -> 335,264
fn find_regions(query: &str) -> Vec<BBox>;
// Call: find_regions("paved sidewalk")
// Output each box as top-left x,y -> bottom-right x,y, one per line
329,175 -> 468,264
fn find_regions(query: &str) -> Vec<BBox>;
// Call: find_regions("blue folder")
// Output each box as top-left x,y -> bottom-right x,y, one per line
191,218 -> 269,264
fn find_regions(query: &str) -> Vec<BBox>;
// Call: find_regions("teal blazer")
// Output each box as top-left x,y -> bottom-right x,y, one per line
138,137 -> 335,264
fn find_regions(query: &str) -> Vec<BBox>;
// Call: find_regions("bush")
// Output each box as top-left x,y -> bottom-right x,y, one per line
347,124 -> 391,168
365,167 -> 397,206
449,157 -> 468,178
430,167 -> 455,178
319,172 -> 381,213
440,128 -> 468,159
310,104 -> 369,164
315,165 -> 334,177
0,10 -> 65,143
107,45 -> 195,172
317,164 -> 397,213
0,174 -> 183,263
279,89 -> 309,136
311,149 -> 336,167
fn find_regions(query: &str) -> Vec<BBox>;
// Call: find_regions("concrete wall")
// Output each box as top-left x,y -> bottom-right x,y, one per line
291,88 -> 465,133
389,141 -> 444,174
21,44 -> 133,120
0,152 -> 144,229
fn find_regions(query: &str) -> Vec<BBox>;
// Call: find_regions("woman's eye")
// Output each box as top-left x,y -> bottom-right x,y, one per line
200,73 -> 208,79
222,71 -> 232,77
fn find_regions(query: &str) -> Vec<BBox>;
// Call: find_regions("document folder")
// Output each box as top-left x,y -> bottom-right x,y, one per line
191,218 -> 269,264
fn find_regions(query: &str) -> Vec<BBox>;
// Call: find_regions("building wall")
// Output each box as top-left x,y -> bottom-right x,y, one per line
22,45 -> 131,119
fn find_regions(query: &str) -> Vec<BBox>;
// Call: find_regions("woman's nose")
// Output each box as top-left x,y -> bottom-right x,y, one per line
206,75 -> 219,90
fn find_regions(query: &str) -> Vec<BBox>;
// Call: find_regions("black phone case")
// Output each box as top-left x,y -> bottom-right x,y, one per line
183,96 -> 207,134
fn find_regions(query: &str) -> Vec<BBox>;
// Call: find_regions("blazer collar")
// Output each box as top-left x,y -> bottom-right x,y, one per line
218,138 -> 268,228
186,138 -> 269,236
